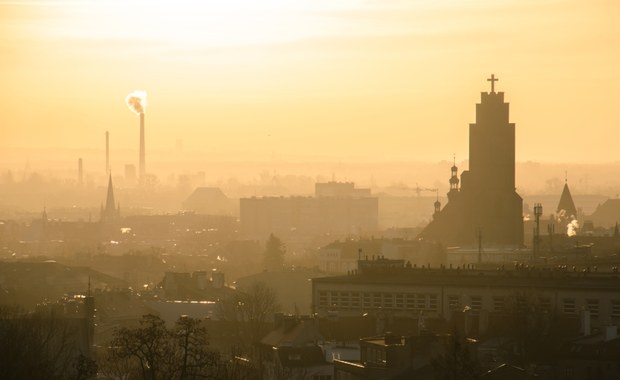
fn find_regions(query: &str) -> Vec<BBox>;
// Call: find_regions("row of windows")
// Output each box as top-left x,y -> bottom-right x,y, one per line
448,295 -> 552,313
319,291 -> 620,318
562,298 -> 614,318
318,291 -> 438,311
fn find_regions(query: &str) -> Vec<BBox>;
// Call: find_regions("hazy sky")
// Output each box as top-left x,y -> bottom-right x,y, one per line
1,0 -> 619,164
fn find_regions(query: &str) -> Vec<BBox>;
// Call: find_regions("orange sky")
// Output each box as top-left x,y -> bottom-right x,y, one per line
1,0 -> 619,165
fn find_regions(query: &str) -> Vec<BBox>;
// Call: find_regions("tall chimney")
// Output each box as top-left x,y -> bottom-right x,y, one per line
78,158 -> 83,185
105,131 -> 110,174
139,112 -> 145,181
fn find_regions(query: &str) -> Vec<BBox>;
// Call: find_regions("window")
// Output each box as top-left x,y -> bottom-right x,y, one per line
612,300 -> 620,318
586,299 -> 599,318
372,293 -> 382,308
395,293 -> 404,309
340,292 -> 350,309
416,294 -> 427,310
448,295 -> 460,311
351,292 -> 360,308
318,291 -> 328,307
429,294 -> 438,311
329,292 -> 340,308
405,294 -> 416,310
470,296 -> 482,312
383,293 -> 394,309
563,298 -> 576,314
539,297 -> 551,311
493,296 -> 505,312
363,292 -> 372,308
515,296 -> 527,313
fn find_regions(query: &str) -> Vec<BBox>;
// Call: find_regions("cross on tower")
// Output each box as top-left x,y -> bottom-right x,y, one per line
487,74 -> 498,93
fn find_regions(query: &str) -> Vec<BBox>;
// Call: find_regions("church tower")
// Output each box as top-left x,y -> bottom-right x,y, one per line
468,74 -> 515,193
418,75 -> 523,247
462,74 -> 523,245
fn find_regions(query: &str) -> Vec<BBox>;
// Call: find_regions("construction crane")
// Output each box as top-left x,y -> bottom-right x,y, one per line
414,183 -> 438,197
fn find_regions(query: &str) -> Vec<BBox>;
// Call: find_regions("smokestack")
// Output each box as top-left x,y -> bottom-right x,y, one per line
78,158 -> 83,185
105,131 -> 110,174
139,112 -> 145,181
125,91 -> 147,183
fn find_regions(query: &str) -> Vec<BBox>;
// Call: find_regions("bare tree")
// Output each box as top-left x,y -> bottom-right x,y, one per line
218,281 -> 280,346
0,305 -> 96,380
173,316 -> 220,379
103,314 -> 221,380
108,314 -> 174,380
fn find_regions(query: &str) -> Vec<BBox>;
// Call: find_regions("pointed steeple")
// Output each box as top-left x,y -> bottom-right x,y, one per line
103,174 -> 117,220
557,178 -> 577,217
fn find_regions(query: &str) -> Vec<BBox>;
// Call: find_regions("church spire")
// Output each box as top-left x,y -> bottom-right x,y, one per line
557,178 -> 577,217
103,174 -> 118,220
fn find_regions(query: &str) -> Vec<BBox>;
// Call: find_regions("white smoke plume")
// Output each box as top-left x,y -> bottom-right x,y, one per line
556,209 -> 567,223
567,219 -> 579,237
125,91 -> 147,114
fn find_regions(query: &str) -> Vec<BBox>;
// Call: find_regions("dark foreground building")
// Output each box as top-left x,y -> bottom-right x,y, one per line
312,258 -> 620,334
419,75 -> 523,247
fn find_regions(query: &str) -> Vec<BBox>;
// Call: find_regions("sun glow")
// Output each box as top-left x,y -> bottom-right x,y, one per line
2,0 -> 619,161
43,0 -> 366,48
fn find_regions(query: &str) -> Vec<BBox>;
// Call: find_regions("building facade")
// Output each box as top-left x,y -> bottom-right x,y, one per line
312,259 -> 620,332
240,182 -> 378,241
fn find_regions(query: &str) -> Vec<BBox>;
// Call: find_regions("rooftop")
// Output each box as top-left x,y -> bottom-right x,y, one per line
312,259 -> 620,291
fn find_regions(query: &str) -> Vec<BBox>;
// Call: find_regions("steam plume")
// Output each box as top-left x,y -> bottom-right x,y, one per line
567,219 -> 579,237
125,91 -> 147,114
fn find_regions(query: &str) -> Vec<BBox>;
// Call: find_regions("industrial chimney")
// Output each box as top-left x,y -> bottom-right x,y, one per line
125,90 -> 147,183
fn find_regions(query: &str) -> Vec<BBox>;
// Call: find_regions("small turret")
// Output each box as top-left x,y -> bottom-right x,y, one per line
433,191 -> 441,220
448,155 -> 459,200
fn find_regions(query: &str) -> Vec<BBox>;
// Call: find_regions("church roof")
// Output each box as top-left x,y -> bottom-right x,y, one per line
182,187 -> 234,215
589,199 -> 620,228
557,182 -> 577,217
